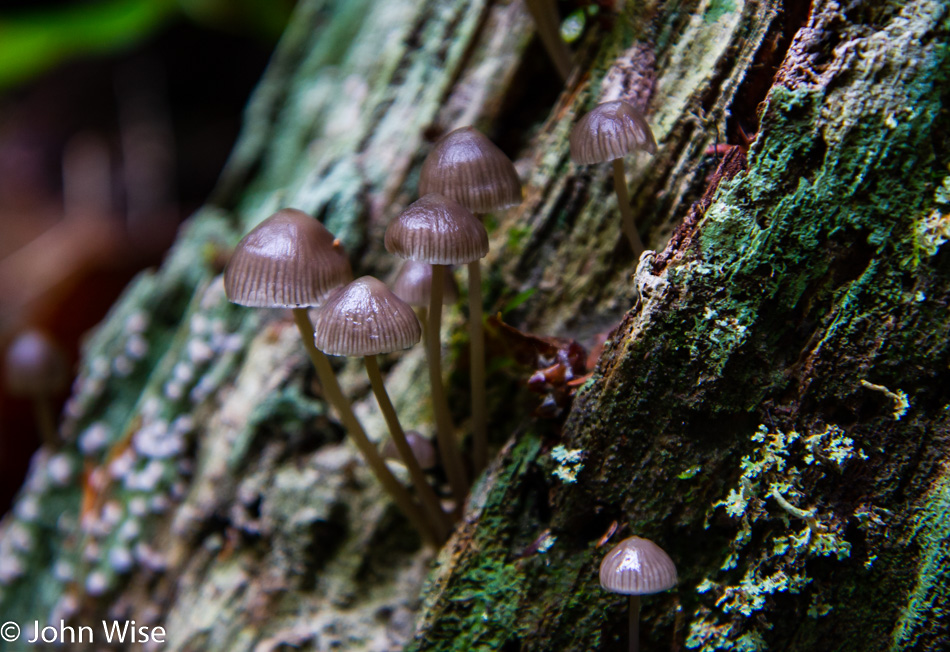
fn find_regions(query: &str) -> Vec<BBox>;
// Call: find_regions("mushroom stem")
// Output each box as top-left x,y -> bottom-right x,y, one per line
523,0 -> 573,81
612,159 -> 645,257
291,308 -> 439,547
363,354 -> 452,542
467,260 -> 487,474
32,396 -> 58,448
428,265 -> 470,505
628,594 -> 641,652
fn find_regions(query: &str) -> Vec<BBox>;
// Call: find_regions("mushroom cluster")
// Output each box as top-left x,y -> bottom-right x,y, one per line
221,79 -> 659,549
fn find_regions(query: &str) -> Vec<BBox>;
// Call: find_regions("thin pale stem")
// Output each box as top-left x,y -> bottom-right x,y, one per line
32,396 -> 58,448
291,308 -> 438,548
364,355 -> 451,542
523,0 -> 573,81
417,306 -> 430,377
428,265 -> 469,505
629,594 -> 641,652
468,260 -> 487,474
613,159 -> 645,257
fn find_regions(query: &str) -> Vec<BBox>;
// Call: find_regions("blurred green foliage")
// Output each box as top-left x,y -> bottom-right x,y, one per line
0,0 -> 293,92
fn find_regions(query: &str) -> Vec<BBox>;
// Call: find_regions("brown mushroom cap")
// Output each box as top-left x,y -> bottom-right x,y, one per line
312,276 -> 422,357
418,127 -> 522,213
570,101 -> 657,165
224,208 -> 352,308
385,194 -> 488,265
392,260 -> 459,307
599,536 -> 677,595
4,330 -> 68,396
381,429 -> 438,470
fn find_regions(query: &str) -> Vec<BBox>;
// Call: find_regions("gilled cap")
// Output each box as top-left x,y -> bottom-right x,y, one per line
385,194 -> 488,265
599,536 -> 677,595
224,208 -> 352,308
419,127 -> 522,213
4,330 -> 68,396
570,101 -> 657,165
312,276 -> 421,357
392,260 -> 459,308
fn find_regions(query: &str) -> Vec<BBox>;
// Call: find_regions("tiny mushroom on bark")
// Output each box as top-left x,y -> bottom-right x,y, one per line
382,429 -> 438,471
4,329 -> 68,446
224,209 -> 437,547
385,193 -> 489,504
312,276 -> 450,543
570,100 -> 658,257
418,127 -> 523,474
599,536 -> 678,652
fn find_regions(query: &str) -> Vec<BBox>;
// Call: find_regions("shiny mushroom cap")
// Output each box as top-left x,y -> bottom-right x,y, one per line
418,127 -> 522,213
599,536 -> 677,595
385,194 -> 488,265
4,330 -> 68,396
381,430 -> 438,470
570,101 -> 657,165
224,208 -> 352,308
392,260 -> 459,308
312,276 -> 422,357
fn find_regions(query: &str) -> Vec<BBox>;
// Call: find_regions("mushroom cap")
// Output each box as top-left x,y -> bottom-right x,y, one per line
392,260 -> 459,307
570,101 -> 657,165
385,194 -> 489,265
312,276 -> 422,356
381,430 -> 438,470
418,127 -> 522,213
224,208 -> 352,308
599,536 -> 677,595
4,330 -> 68,396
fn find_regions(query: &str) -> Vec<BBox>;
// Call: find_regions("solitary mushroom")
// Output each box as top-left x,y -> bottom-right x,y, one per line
4,329 -> 68,446
570,100 -> 657,257
599,535 -> 677,652
418,128 -> 522,474
224,209 -> 437,546
385,193 -> 489,504
312,276 -> 451,542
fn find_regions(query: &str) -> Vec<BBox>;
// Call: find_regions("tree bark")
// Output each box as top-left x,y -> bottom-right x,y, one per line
1,0 -> 948,651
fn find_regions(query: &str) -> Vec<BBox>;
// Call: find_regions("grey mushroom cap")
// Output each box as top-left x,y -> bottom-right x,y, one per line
385,193 -> 489,265
599,536 -> 677,595
570,101 -> 658,165
224,208 -> 352,308
4,330 -> 68,396
312,276 -> 422,357
392,260 -> 459,308
418,127 -> 523,213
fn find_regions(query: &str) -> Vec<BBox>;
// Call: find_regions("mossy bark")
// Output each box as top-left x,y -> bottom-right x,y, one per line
1,0 -> 948,651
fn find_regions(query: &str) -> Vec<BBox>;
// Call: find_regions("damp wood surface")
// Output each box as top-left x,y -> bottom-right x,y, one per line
1,0 -> 948,651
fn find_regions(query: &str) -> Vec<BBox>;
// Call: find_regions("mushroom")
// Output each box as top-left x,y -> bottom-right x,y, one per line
4,329 -> 68,446
381,429 -> 438,471
599,535 -> 677,652
418,127 -> 523,474
570,100 -> 658,257
385,193 -> 489,503
312,276 -> 451,543
224,209 -> 437,547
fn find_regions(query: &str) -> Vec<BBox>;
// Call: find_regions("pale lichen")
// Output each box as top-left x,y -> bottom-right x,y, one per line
689,424 -> 866,650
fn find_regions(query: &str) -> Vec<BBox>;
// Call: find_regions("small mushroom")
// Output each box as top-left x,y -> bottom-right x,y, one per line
599,535 -> 677,652
224,210 -> 437,547
386,193 -> 489,504
381,429 -> 438,471
313,276 -> 451,542
4,329 -> 68,447
570,101 -> 657,257
392,260 -> 459,309
418,129 -> 522,474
